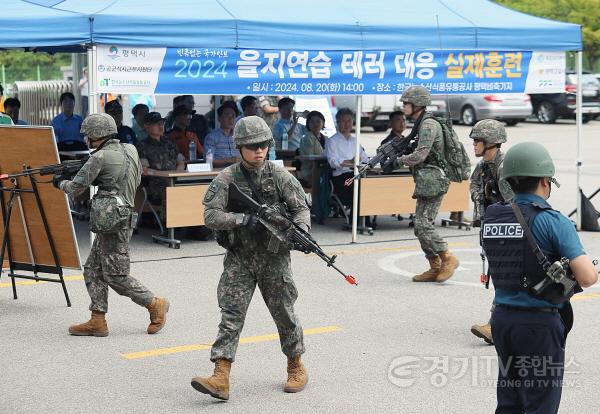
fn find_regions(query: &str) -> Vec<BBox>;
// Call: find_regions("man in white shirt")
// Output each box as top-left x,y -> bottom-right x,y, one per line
325,108 -> 368,219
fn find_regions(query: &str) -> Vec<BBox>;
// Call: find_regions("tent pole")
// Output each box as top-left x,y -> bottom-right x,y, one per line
87,45 -> 98,245
351,96 -> 361,243
576,51 -> 583,230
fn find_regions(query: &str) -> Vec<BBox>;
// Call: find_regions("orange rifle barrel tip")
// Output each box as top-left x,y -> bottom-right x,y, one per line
345,275 -> 358,286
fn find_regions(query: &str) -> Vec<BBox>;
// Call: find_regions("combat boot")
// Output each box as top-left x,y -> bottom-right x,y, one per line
284,356 -> 308,393
471,322 -> 493,345
146,297 -> 170,334
68,311 -> 108,337
191,359 -> 231,400
412,255 -> 441,282
436,251 -> 459,282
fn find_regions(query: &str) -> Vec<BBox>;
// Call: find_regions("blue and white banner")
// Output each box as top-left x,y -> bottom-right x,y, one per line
97,46 -> 565,95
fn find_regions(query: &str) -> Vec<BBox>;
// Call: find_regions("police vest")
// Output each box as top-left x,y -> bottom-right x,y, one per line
482,202 -> 559,295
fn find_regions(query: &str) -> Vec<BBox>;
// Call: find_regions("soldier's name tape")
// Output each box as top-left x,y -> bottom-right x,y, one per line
482,223 -> 523,239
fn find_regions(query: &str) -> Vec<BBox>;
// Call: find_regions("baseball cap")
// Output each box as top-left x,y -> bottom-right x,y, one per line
144,112 -> 166,125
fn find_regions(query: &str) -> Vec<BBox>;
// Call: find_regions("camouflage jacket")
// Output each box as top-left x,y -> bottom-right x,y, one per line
136,136 -> 179,171
61,139 -> 141,207
203,161 -> 310,253
470,149 -> 514,221
399,114 -> 449,197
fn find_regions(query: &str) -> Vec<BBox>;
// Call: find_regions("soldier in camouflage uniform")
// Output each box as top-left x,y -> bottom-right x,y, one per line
55,113 -> 169,337
468,119 -> 514,345
191,116 -> 310,400
397,86 -> 459,283
136,112 -> 185,206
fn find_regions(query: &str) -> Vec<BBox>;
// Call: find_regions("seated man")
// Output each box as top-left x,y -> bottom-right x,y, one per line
203,102 -> 240,168
131,103 -> 149,142
4,98 -> 27,125
51,92 -> 84,146
136,112 -> 185,207
325,108 -> 368,221
182,95 -> 210,145
272,97 -> 307,150
237,95 -> 258,121
168,104 -> 203,160
105,100 -> 136,145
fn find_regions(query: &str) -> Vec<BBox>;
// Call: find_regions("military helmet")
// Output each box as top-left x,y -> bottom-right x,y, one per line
469,119 -> 507,144
81,113 -> 118,141
233,116 -> 274,147
501,142 -> 555,179
401,85 -> 431,107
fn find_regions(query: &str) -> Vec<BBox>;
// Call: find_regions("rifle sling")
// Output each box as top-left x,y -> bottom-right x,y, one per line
239,163 -> 265,205
510,202 -> 551,270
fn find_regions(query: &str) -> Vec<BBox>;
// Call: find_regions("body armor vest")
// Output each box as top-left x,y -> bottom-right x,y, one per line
482,202 -> 559,296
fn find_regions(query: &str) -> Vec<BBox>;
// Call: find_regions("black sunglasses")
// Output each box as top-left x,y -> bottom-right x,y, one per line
243,141 -> 270,151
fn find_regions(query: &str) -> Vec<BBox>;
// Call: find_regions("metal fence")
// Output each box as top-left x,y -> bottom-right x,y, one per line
13,80 -> 73,126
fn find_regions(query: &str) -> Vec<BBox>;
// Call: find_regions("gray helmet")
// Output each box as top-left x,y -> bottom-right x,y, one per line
233,116 -> 274,147
81,113 -> 118,141
401,85 -> 431,107
501,142 -> 555,180
469,119 -> 507,145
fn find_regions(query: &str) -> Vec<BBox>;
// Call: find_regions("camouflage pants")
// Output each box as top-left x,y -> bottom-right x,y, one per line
84,229 -> 154,313
414,195 -> 448,257
210,250 -> 305,362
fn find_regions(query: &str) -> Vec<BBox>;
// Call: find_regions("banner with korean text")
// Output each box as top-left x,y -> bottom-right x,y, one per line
96,46 -> 565,95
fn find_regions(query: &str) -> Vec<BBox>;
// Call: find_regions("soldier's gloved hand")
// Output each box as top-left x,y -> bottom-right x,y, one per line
52,174 -> 65,189
242,213 -> 262,232
472,219 -> 481,228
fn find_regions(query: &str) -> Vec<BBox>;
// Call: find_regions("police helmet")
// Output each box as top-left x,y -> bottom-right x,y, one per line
501,142 -> 555,180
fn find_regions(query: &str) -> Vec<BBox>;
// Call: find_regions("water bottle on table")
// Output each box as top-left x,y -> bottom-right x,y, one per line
188,140 -> 197,161
205,148 -> 214,170
282,129 -> 289,151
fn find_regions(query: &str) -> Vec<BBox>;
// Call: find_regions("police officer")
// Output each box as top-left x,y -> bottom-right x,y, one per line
468,119 -> 514,344
398,85 -> 459,283
484,142 -> 597,413
55,113 -> 169,337
191,116 -> 310,400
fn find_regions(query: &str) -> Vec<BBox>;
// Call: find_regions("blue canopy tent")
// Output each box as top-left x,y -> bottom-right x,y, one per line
0,0 -> 586,233
2,0 -> 581,51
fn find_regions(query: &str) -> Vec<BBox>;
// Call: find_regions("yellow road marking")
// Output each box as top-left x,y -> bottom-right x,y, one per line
572,292 -> 600,302
122,325 -> 342,360
321,241 -> 475,257
0,274 -> 83,288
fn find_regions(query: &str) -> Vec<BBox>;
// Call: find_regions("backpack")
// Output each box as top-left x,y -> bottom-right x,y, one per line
425,114 -> 471,183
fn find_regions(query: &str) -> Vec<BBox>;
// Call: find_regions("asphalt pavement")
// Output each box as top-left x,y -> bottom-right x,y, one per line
1,119 -> 599,413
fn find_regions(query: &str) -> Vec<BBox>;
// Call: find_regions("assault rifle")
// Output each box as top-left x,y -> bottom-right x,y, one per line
0,157 -> 88,181
228,182 -> 358,286
532,258 -> 578,298
344,135 -> 415,186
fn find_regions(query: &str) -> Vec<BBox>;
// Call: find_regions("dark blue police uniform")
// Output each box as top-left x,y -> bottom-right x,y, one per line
483,194 -> 584,414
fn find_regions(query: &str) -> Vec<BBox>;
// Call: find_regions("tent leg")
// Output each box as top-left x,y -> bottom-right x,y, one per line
351,96 -> 361,243
88,46 -> 98,245
576,51 -> 583,230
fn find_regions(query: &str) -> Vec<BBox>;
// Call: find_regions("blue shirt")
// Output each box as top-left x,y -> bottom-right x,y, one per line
272,119 -> 307,150
51,112 -> 84,143
494,193 -> 585,308
203,128 -> 240,160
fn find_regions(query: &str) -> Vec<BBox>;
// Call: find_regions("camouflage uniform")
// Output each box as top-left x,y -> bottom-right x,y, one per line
258,96 -> 280,129
398,114 -> 449,256
470,150 -> 514,221
136,136 -> 180,204
61,139 -> 155,312
203,160 -> 310,362
468,119 -> 514,221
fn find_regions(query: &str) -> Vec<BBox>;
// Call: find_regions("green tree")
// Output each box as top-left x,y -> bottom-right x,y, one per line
0,51 -> 71,86
496,0 -> 600,71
